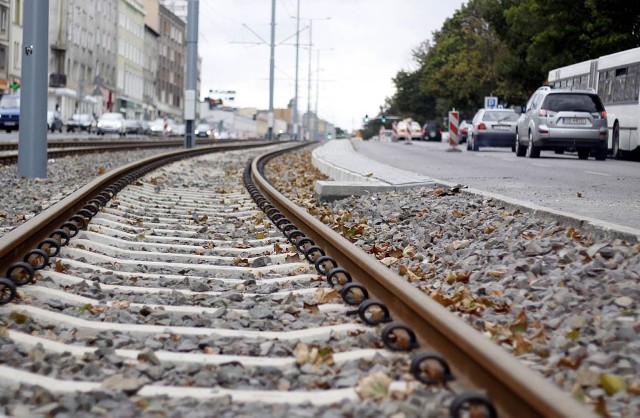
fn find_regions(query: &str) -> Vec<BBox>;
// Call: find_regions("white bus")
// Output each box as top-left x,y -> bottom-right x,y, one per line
548,47 -> 640,158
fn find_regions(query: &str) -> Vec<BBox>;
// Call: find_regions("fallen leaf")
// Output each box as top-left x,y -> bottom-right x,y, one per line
98,166 -> 107,174
380,257 -> 399,266
54,260 -> 66,273
315,288 -> 339,304
600,374 -> 627,395
576,192 -> 583,198
303,302 -> 320,314
356,372 -> 392,400
112,300 -> 131,310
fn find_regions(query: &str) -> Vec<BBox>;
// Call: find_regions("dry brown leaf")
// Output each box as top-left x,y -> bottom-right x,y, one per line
483,225 -> 497,234
314,288 -> 339,304
452,209 -> 463,218
380,257 -> 399,266
98,166 -> 107,175
54,260 -> 66,273
356,372 -> 392,400
303,302 -> 320,314
487,269 -> 506,278
445,270 -> 471,284
433,188 -> 445,196
111,300 -> 131,310
512,333 -> 533,355
402,245 -> 416,258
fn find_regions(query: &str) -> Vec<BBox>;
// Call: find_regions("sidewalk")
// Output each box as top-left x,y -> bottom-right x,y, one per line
311,139 -> 434,201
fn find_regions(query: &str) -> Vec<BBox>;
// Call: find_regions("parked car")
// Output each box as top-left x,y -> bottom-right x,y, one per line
194,123 -> 212,137
66,113 -> 96,133
96,112 -> 126,136
392,119 -> 422,141
47,111 -> 63,133
515,86 -> 607,160
172,123 -> 186,136
0,94 -> 20,133
422,121 -> 442,141
148,118 -> 175,136
458,120 -> 470,143
124,119 -> 144,135
467,108 -> 518,151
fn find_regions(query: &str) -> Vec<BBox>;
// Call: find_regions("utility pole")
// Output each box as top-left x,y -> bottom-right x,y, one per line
313,49 -> 320,142
267,0 -> 276,140
306,20 -> 312,141
18,0 -> 49,178
292,0 -> 300,140
184,0 -> 199,148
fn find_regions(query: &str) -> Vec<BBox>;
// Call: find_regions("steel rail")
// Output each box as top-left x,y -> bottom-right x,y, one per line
0,140 -> 272,274
0,138 -> 228,151
0,139 -> 242,164
251,148 -> 598,418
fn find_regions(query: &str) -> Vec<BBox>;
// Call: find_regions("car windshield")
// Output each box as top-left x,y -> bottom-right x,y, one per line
0,96 -> 19,108
483,111 -> 518,122
542,93 -> 604,112
100,113 -> 122,120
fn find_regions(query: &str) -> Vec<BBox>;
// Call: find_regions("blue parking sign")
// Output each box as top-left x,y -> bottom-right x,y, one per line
485,96 -> 498,109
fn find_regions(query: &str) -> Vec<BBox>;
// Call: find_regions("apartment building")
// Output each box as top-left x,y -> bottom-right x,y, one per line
48,0 -> 118,119
0,1 -> 9,94
159,0 -> 186,23
116,0 -> 145,119
7,0 -> 21,92
156,4 -> 184,120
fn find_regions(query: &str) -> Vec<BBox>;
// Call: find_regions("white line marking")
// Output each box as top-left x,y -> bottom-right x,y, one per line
532,163 -> 550,168
584,171 -> 611,177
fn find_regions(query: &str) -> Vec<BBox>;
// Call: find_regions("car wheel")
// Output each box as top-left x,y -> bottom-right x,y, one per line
594,147 -> 607,161
466,138 -> 471,151
5,129 -> 10,133
472,135 -> 479,151
526,131 -> 540,158
577,147 -> 590,160
611,122 -> 621,160
515,130 -> 526,157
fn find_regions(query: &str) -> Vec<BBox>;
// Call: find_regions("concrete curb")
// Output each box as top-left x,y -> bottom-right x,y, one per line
311,141 -> 640,242
312,140 -> 434,201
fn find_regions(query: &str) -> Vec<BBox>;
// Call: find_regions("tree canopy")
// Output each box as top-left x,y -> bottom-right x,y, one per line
383,0 -> 640,124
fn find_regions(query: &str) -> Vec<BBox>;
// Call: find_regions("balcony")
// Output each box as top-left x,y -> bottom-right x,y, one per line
49,73 -> 67,88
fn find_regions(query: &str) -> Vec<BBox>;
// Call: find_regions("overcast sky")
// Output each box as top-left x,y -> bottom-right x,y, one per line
197,0 -> 466,131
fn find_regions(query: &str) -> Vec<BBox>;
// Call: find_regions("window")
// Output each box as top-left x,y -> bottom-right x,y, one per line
542,93 -> 604,112
0,7 -> 8,34
624,64 -> 639,102
14,0 -> 20,24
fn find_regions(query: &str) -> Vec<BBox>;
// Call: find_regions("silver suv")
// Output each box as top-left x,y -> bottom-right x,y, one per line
515,86 -> 607,160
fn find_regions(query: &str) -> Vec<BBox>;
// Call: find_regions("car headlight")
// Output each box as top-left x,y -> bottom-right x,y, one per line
195,130 -> 200,134
207,130 -> 211,135
97,122 -> 103,128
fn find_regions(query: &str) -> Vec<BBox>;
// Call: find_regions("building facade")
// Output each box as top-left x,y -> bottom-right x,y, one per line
156,4 -> 184,120
8,0 -> 21,93
158,0 -> 186,23
0,0 -> 10,94
48,0 -> 118,120
116,0 -> 145,118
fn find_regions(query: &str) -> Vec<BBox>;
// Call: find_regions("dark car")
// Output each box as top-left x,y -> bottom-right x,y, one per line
0,94 -> 20,133
422,122 -> 442,141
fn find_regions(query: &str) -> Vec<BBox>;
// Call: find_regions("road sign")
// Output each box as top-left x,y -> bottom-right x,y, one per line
485,96 -> 498,109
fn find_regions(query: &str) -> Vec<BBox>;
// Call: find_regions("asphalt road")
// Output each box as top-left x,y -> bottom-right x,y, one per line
352,139 -> 640,230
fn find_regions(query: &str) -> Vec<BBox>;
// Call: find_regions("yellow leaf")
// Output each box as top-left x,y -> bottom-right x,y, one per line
600,374 -> 627,395
255,232 -> 266,240
452,209 -> 462,218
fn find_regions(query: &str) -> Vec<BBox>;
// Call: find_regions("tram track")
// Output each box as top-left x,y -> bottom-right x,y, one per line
0,142 -> 596,417
0,137 -> 235,164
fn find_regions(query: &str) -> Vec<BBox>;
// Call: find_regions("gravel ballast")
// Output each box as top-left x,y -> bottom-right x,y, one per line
265,147 -> 640,418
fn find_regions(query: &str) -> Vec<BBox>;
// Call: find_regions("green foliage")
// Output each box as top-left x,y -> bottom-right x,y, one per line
386,0 -> 640,121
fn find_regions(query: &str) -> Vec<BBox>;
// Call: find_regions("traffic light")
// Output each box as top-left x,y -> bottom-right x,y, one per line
381,115 -> 386,123
364,114 -> 369,123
